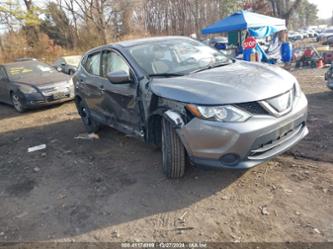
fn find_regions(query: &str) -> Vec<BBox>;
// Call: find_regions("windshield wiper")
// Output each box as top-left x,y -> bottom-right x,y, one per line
148,73 -> 184,78
191,62 -> 231,74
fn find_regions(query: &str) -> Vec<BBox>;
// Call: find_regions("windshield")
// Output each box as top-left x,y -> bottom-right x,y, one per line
64,56 -> 81,66
5,61 -> 56,80
128,38 -> 232,75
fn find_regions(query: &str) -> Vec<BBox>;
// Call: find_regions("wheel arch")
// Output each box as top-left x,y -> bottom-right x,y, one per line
146,108 -> 187,146
74,94 -> 83,109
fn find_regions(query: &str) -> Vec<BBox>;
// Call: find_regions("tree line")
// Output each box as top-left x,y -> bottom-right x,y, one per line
0,0 -> 318,63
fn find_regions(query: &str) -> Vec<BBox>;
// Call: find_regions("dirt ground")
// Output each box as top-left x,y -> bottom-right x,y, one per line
0,68 -> 332,243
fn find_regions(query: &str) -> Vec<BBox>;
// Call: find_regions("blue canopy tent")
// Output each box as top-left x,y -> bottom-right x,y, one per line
202,11 -> 287,63
202,11 -> 286,36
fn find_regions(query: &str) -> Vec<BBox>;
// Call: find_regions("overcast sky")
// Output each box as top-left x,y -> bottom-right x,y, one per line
309,0 -> 333,19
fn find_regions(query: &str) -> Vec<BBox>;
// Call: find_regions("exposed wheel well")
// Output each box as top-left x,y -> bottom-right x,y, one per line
9,90 -> 14,104
9,90 -> 19,101
147,114 -> 162,145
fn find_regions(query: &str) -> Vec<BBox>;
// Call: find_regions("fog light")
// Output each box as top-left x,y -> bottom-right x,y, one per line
220,154 -> 240,166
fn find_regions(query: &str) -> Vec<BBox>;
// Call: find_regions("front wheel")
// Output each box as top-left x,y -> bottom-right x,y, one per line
161,118 -> 186,178
11,92 -> 25,113
77,100 -> 100,133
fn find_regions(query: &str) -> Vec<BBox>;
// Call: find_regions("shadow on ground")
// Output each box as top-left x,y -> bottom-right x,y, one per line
289,91 -> 333,162
0,102 -> 67,121
0,115 -> 245,241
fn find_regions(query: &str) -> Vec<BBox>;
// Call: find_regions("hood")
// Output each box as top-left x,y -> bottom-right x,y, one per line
150,61 -> 296,105
12,71 -> 71,86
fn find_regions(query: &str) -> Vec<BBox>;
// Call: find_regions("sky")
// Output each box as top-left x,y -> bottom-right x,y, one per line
309,0 -> 333,19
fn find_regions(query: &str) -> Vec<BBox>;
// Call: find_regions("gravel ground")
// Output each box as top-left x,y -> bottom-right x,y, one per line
0,68 -> 332,243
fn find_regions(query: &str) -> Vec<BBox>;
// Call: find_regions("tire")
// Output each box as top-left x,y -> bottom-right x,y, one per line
77,99 -> 100,133
11,92 -> 25,113
161,118 -> 186,178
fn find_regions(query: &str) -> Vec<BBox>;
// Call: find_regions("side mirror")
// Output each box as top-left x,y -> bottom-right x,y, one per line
106,70 -> 131,84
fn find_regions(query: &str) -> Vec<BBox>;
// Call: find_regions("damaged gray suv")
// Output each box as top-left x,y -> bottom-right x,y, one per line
74,36 -> 308,178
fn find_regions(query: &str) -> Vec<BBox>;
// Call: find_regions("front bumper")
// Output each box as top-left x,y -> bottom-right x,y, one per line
177,93 -> 308,169
22,90 -> 74,109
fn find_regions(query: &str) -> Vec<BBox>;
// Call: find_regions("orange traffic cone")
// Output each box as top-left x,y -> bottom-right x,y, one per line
317,59 -> 324,69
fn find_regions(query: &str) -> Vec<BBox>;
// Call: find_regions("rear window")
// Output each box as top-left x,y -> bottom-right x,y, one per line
5,61 -> 55,80
64,56 -> 81,66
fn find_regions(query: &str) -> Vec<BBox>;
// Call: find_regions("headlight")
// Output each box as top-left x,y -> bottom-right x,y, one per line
186,104 -> 251,122
18,84 -> 38,94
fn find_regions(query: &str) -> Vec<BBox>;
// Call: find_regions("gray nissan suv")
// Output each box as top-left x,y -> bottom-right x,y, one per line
73,36 -> 308,178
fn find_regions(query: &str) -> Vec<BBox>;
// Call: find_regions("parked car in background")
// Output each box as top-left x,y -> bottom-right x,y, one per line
53,55 -> 81,75
74,36 -> 308,178
319,28 -> 333,42
0,60 -> 74,112
298,30 -> 309,39
323,36 -> 333,46
309,30 -> 318,38
288,31 -> 303,41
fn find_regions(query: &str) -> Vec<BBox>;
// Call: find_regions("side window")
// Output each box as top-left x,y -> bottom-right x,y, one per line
84,52 -> 101,76
101,50 -> 129,78
0,67 -> 7,80
59,59 -> 66,65
54,59 -> 63,66
101,51 -> 112,77
111,52 -> 130,74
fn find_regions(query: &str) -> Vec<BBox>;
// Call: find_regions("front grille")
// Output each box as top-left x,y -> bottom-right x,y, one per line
259,90 -> 294,117
39,82 -> 70,96
236,102 -> 269,115
41,87 -> 57,94
248,121 -> 305,160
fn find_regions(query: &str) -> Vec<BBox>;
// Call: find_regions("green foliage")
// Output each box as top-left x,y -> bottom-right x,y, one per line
0,0 -> 43,27
40,2 -> 73,48
288,0 -> 318,28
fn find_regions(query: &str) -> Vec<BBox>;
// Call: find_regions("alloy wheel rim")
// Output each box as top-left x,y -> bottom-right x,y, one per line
12,95 -> 22,111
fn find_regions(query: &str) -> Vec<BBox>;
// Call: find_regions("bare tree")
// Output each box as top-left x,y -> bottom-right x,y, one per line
269,0 -> 303,25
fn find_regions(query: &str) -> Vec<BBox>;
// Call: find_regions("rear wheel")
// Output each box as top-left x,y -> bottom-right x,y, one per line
161,118 -> 186,178
77,100 -> 100,133
11,92 -> 25,113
